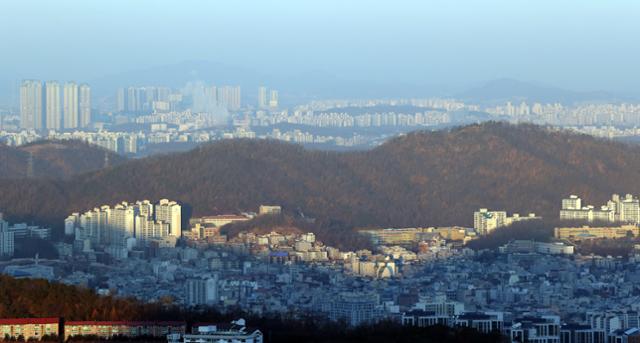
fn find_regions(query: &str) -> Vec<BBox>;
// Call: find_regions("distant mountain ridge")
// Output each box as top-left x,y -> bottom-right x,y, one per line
1,122 -> 640,246
456,78 -> 629,105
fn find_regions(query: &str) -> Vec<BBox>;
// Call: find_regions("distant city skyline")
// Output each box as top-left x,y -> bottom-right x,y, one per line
1,0 -> 639,106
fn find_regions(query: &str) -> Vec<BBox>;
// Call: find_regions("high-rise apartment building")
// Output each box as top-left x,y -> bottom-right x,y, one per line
67,199 -> 182,255
215,86 -> 241,110
20,80 -> 43,129
560,194 -> 639,223
116,88 -> 127,113
474,209 -> 507,235
155,199 -> 182,237
269,90 -> 279,108
0,216 -> 15,257
79,83 -> 91,127
258,86 -> 267,109
63,82 -> 79,129
45,81 -> 62,130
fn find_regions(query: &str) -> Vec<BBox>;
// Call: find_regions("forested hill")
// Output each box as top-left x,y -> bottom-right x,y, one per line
1,122 -> 640,241
0,140 -> 126,179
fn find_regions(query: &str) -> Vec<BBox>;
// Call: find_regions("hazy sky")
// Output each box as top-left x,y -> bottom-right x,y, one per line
1,0 -> 639,94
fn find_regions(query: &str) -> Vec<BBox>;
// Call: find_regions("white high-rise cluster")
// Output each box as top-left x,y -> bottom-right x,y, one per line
473,208 -> 539,235
560,194 -> 640,223
20,79 -> 91,130
65,199 -> 182,253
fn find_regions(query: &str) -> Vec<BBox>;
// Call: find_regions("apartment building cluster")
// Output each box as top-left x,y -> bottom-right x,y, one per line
401,295 -> 640,343
19,80 -> 91,130
560,194 -> 640,224
0,212 -> 53,258
473,208 -> 539,235
64,199 -> 181,259
117,84 -> 242,115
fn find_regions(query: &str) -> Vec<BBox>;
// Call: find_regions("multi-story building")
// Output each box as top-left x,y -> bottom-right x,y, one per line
510,315 -> 561,343
561,194 -> 640,224
269,90 -> 278,108
45,81 -> 61,130
67,199 -> 182,254
78,83 -> 91,128
455,312 -> 504,334
155,199 -> 182,237
0,318 -> 60,340
559,324 -> 605,343
168,321 -> 262,343
258,205 -> 281,216
185,275 -> 219,306
562,195 -> 582,211
64,321 -> 185,340
554,225 -> 640,241
258,86 -> 268,109
63,82 -> 79,129
329,292 -> 381,327
0,217 -> 15,257
19,80 -> 43,129
473,209 -> 537,235
474,209 -> 507,235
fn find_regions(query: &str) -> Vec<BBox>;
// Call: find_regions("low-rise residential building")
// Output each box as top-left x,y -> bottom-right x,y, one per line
0,318 -> 60,340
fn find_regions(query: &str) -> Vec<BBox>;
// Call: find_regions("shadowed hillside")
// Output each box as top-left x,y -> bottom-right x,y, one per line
1,122 -> 640,244
0,140 -> 126,179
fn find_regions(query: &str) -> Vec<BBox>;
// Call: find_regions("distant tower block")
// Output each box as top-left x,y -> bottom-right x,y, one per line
26,152 -> 34,178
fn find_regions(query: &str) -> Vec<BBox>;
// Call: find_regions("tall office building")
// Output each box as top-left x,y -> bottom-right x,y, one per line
19,80 -> 43,129
79,83 -> 91,128
63,82 -> 79,129
258,86 -> 267,108
269,90 -> 279,108
45,81 -> 62,130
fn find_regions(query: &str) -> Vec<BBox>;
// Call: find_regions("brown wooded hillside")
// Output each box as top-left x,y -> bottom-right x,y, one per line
0,140 -> 125,179
0,122 -> 637,241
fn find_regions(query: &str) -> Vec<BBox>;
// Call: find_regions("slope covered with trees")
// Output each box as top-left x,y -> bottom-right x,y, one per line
1,122 -> 640,244
0,140 -> 125,179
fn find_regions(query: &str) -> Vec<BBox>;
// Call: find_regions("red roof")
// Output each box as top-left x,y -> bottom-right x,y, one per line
65,321 -> 185,326
0,318 -> 59,325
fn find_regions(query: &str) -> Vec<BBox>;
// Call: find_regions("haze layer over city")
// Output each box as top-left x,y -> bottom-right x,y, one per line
1,1 -> 640,343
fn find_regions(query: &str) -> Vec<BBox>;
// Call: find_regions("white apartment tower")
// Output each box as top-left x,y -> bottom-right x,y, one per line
63,82 -> 79,129
258,86 -> 268,108
474,209 -> 507,235
20,80 -> 43,129
45,81 -> 62,130
561,195 -> 582,210
79,83 -> 91,127
155,199 -> 182,237
269,90 -> 279,108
